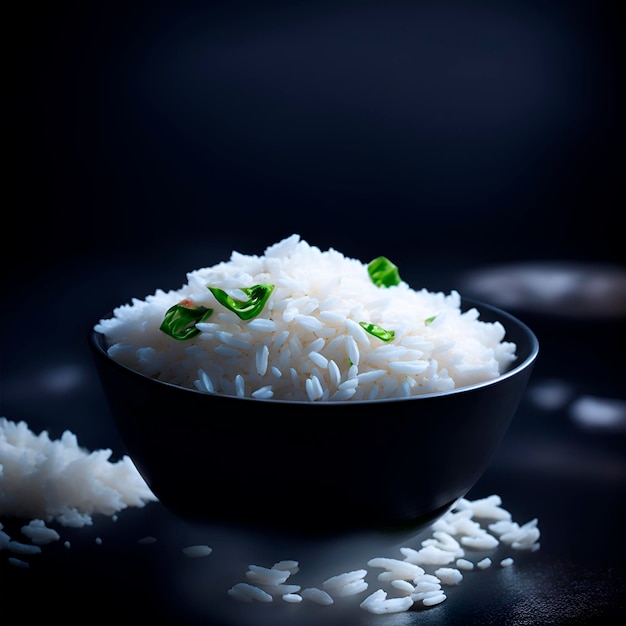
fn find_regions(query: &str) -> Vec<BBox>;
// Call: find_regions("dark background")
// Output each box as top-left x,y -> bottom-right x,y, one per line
4,1 -> 625,625
10,0 -> 622,281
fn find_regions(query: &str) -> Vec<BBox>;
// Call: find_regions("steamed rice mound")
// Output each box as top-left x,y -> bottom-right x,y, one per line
95,235 -> 517,401
0,417 -> 156,527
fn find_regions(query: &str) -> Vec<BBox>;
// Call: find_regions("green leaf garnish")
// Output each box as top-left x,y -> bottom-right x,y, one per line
159,299 -> 213,340
208,283 -> 275,320
367,256 -> 401,287
359,321 -> 395,342
424,315 -> 437,326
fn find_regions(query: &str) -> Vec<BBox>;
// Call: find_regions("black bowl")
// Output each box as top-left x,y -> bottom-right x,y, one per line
89,298 -> 538,539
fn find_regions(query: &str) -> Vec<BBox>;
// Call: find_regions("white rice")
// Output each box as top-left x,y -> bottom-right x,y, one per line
7,541 -> 42,555
272,559 -> 300,574
422,593 -> 447,606
390,579 -> 415,595
360,590 -> 414,614
0,417 -> 157,528
434,567 -> 464,585
322,569 -> 369,597
282,593 -> 303,603
300,587 -> 334,605
1,416 -> 159,570
400,544 -> 457,565
367,557 -> 425,581
182,544 -> 213,558
245,564 -> 292,585
227,494 -> 540,615
489,518 -> 541,550
95,235 -> 517,401
20,519 -> 60,545
227,583 -> 273,603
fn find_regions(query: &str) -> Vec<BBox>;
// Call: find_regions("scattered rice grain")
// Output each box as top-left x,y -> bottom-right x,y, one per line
300,587 -> 334,605
182,544 -> 213,558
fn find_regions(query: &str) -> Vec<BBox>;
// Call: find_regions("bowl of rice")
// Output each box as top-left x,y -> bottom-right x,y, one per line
89,235 -> 538,538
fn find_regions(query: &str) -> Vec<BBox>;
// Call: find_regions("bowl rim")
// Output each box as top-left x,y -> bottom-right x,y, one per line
89,296 -> 539,406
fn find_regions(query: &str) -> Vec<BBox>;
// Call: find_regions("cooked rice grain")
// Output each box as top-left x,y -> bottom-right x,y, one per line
96,235 -> 517,401
227,494 -> 540,616
0,417 -> 157,527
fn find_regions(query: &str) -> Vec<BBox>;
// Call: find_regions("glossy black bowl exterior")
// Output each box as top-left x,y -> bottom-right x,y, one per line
89,299 -> 538,537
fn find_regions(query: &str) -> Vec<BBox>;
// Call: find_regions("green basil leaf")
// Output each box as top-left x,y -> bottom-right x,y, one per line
208,283 -> 274,320
367,256 -> 401,287
160,300 -> 213,340
359,321 -> 395,342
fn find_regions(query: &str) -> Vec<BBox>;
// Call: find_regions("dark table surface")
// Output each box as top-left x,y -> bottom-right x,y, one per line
2,248 -> 624,626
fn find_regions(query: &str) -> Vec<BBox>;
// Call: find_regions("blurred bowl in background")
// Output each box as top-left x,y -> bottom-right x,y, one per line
461,261 -> 626,320
460,262 -> 625,391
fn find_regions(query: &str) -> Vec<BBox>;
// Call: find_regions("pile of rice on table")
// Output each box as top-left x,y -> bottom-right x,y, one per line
95,234 -> 517,401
